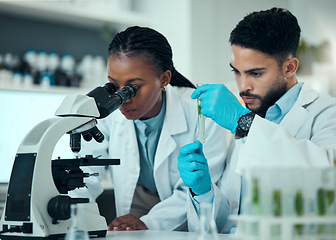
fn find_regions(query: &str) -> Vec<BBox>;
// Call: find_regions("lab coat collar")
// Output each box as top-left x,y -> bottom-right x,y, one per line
280,82 -> 318,137
164,84 -> 188,135
153,85 -> 188,173
111,84 -> 188,135
296,82 -> 319,106
110,85 -> 189,173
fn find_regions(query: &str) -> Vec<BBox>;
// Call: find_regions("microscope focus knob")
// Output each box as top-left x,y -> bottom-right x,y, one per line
47,195 -> 72,221
47,195 -> 89,223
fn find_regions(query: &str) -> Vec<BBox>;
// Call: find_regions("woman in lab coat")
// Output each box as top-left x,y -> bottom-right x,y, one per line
73,26 -> 228,231
178,8 -> 336,233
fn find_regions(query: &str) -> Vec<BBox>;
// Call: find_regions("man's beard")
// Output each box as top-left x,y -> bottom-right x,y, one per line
240,76 -> 287,118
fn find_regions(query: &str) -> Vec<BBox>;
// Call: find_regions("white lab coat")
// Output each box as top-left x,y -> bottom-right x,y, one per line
71,85 -> 228,231
186,83 -> 336,233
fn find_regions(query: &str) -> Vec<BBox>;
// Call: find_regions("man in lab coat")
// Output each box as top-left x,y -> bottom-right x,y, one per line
177,7 -> 336,233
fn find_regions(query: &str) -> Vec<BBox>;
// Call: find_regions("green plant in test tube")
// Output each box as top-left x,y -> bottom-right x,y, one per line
271,190 -> 281,237
251,178 -> 261,216
252,178 -> 259,205
317,188 -> 326,215
273,190 -> 281,216
295,190 -> 304,235
196,84 -> 205,143
198,99 -> 202,116
326,190 -> 335,209
317,188 -> 326,234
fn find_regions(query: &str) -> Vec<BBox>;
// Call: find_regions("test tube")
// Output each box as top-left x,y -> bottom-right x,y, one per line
197,84 -> 206,143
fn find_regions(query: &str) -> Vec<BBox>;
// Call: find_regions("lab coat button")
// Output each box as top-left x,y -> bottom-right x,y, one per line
231,201 -> 238,209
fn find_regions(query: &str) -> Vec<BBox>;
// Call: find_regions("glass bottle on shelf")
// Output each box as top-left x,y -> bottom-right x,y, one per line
65,204 -> 90,240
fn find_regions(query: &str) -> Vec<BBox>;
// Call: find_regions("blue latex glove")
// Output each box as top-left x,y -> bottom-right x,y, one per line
192,84 -> 251,134
177,141 -> 211,195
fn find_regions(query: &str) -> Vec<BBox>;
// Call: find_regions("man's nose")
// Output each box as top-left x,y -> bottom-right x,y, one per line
238,75 -> 253,93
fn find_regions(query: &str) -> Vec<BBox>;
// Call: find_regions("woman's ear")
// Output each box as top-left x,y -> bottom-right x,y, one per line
160,70 -> 171,89
283,57 -> 299,78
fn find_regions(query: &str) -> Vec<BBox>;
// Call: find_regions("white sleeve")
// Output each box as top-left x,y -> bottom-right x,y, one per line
186,183 -> 230,233
193,186 -> 215,210
237,115 -> 335,171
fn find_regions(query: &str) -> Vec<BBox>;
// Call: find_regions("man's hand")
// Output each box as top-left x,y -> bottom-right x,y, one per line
191,84 -> 250,134
108,214 -> 148,231
177,141 -> 212,195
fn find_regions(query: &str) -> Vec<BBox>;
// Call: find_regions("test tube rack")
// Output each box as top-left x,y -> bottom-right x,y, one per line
232,166 -> 336,240
232,215 -> 336,240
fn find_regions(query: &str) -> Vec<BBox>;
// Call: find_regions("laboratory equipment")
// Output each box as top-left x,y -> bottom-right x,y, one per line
198,202 -> 220,240
234,166 -> 336,240
196,83 -> 205,143
64,204 -> 89,240
0,83 -> 139,239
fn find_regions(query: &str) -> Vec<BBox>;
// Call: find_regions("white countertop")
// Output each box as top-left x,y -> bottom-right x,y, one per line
97,230 -> 235,240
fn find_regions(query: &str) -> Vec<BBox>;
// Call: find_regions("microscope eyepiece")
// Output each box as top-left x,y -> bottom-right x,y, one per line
69,83 -> 139,150
86,83 -> 138,119
103,82 -> 117,94
95,84 -> 139,119
114,84 -> 139,104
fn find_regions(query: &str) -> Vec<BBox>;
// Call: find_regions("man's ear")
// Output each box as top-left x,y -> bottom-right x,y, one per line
283,57 -> 299,78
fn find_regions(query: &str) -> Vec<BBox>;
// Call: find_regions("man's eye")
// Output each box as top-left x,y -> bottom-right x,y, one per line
251,72 -> 262,77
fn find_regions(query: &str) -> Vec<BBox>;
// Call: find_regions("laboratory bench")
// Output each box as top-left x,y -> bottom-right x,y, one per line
98,230 -> 235,240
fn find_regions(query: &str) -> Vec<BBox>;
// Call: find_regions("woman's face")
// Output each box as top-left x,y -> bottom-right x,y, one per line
107,54 -> 170,120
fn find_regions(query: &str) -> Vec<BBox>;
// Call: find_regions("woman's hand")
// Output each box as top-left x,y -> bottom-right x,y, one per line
108,214 -> 148,231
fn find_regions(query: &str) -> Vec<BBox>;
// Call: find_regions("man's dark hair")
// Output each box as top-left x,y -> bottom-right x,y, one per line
108,26 -> 195,89
229,7 -> 301,66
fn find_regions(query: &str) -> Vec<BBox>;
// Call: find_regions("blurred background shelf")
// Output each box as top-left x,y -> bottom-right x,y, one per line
0,1 -> 148,94
0,84 -> 90,95
0,1 -> 149,31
